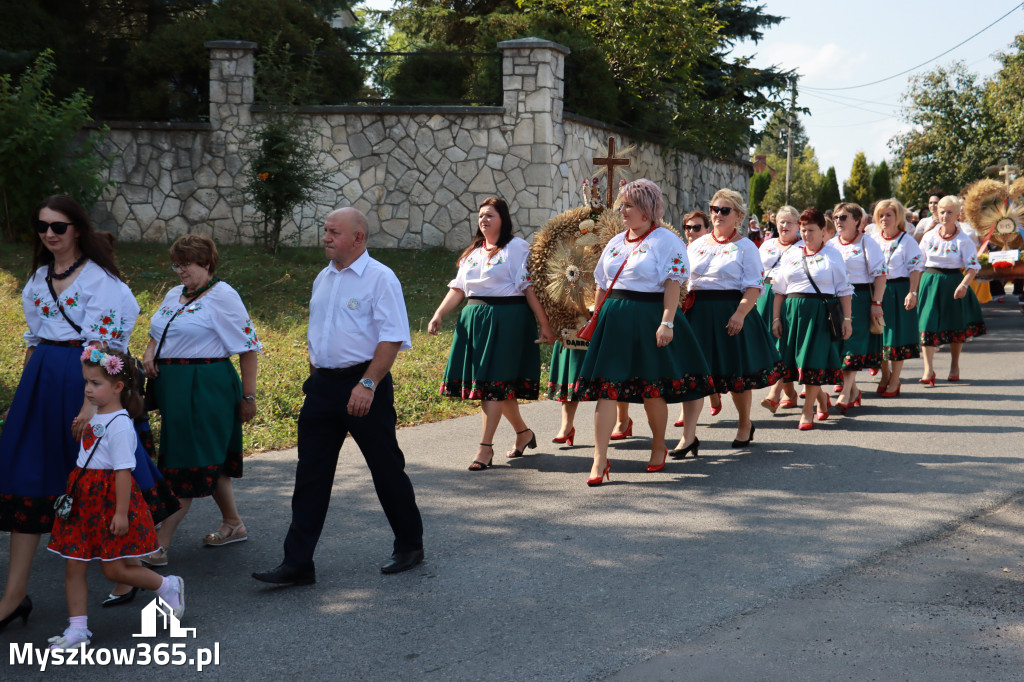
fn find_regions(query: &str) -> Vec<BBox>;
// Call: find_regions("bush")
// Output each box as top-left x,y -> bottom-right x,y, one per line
0,50 -> 110,241
390,46 -> 474,103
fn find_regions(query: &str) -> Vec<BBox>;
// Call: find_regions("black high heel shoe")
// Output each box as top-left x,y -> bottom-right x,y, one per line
102,586 -> 139,607
0,596 -> 32,632
507,428 -> 537,458
668,437 -> 700,460
468,443 -> 494,471
731,424 -> 756,448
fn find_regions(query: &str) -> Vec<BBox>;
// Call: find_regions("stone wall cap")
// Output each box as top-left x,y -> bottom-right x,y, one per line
85,120 -> 211,131
252,104 -> 504,116
204,40 -> 258,49
497,37 -> 570,55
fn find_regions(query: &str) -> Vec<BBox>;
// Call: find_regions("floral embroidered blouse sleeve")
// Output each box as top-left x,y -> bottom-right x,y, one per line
21,261 -> 132,349
920,230 -> 982,271
594,228 -> 688,293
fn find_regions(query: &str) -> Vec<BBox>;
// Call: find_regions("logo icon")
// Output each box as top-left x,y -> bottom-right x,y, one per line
133,598 -> 196,639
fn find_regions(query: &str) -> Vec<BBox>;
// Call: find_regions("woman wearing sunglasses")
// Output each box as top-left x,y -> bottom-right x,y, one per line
756,205 -> 802,413
0,196 -> 178,629
771,209 -> 853,430
829,203 -> 886,411
670,189 -> 783,457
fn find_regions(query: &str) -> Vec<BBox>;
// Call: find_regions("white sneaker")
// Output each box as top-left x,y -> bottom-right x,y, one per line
48,627 -> 92,650
170,576 -> 185,620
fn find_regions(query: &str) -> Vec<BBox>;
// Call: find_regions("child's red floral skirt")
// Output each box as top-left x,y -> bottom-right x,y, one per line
47,468 -> 160,561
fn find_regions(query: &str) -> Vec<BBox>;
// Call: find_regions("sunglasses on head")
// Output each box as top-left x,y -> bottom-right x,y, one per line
684,223 -> 705,231
34,220 -> 73,235
709,205 -> 733,216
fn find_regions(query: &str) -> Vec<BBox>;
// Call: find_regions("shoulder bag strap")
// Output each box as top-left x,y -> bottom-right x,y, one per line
65,413 -> 130,496
800,252 -> 828,301
45,277 -> 83,335
153,282 -> 218,362
885,232 -> 905,268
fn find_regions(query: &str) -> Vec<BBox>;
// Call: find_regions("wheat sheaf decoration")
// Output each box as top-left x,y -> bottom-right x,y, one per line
964,178 -> 1024,251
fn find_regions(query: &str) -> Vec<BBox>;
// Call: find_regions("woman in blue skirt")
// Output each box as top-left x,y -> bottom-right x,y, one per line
672,188 -> 784,457
869,198 -> 924,397
429,197 -> 554,470
575,179 -> 714,485
0,196 -> 177,630
771,209 -> 853,430
917,195 -> 985,383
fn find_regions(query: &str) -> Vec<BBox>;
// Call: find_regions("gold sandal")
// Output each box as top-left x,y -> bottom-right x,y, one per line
202,521 -> 248,547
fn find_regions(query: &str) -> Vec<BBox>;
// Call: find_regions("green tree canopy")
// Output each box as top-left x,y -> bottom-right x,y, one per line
815,166 -> 841,211
760,147 -> 821,213
754,108 -> 808,158
984,33 -> 1024,169
871,160 -> 892,203
749,171 -> 771,217
843,152 -> 872,207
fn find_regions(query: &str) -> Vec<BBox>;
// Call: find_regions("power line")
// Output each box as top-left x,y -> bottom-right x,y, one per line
802,2 -> 1023,91
803,90 -> 896,118
813,116 -> 897,129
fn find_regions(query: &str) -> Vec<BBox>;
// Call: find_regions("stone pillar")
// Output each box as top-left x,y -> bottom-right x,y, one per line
497,38 -> 570,233
204,40 -> 256,240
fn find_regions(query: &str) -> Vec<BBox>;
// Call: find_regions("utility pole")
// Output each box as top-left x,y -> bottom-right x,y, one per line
784,76 -> 797,205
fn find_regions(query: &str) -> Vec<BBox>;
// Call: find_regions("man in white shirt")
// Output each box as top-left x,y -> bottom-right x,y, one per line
254,207 -> 424,586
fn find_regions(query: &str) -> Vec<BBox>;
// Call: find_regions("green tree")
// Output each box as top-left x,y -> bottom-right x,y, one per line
843,152 -> 872,207
816,166 -> 841,211
889,61 -> 995,207
871,160 -> 892,203
760,147 -> 821,213
984,33 -> 1024,169
749,171 -> 771,217
0,50 -> 110,241
754,108 -> 808,158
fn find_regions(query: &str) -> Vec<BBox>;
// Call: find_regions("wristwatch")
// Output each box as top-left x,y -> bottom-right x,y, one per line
659,321 -> 674,329
359,378 -> 376,393
242,394 -> 256,403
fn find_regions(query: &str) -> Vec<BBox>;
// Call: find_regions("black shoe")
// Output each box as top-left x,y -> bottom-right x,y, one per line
252,563 -> 316,586
731,424 -> 756,448
381,549 -> 424,574
668,437 -> 700,460
0,596 -> 32,632
102,587 -> 139,607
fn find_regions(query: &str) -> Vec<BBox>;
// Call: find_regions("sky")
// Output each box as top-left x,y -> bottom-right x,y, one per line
734,0 -> 1024,189
360,0 -> 1023,191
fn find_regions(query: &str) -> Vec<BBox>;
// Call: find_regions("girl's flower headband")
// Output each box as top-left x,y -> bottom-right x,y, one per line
81,347 -> 125,375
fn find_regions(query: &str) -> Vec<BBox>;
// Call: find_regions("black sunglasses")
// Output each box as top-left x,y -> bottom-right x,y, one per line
834,214 -> 850,222
34,220 -> 74,235
709,205 -> 733,216
684,223 -> 705,231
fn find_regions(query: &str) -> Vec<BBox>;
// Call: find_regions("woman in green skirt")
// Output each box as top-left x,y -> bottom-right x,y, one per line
756,205 -> 802,412
429,197 -> 554,470
575,179 -> 714,485
917,195 -> 985,383
547,341 -> 629,446
829,203 -> 886,412
772,209 -> 853,430
142,234 -> 262,565
672,188 -> 784,456
869,198 -> 924,397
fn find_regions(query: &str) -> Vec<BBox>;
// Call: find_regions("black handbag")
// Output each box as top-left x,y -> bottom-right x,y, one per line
801,253 -> 843,341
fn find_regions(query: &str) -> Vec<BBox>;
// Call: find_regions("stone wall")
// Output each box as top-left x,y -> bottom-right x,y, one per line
91,38 -> 752,247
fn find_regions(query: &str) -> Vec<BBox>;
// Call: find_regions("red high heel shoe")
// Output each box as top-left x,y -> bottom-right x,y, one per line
610,418 -> 633,440
709,395 -> 723,416
552,427 -> 575,446
835,390 -> 862,414
868,368 -> 879,376
760,397 -> 780,414
647,448 -> 668,473
797,421 -> 814,431
779,398 -> 798,409
587,461 -> 611,487
947,372 -> 960,382
832,384 -> 843,393
880,382 -> 901,398
816,396 -> 831,421
918,372 -> 935,387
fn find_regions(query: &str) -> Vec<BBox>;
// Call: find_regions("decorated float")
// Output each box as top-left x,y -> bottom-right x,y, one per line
965,177 -> 1024,280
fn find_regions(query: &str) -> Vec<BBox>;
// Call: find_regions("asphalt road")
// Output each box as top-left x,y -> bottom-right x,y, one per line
3,302 -> 1023,681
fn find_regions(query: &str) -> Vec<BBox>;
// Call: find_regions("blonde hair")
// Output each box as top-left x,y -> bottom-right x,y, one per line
710,188 -> 747,221
775,205 -> 799,223
616,179 -> 665,223
937,195 -> 961,213
873,198 -> 907,232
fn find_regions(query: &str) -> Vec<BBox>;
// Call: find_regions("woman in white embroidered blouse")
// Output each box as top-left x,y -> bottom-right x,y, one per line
141,234 -> 263,565
916,195 -> 986,384
756,205 -> 802,413
573,179 -> 713,485
829,203 -> 886,411
771,209 -> 853,430
869,198 -> 924,397
429,197 -> 554,471
669,188 -> 783,458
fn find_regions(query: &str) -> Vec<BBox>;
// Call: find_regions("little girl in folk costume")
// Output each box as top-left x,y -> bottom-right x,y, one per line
46,348 -> 185,650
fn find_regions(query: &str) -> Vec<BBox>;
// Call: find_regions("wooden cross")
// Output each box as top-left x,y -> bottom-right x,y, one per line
592,136 -> 631,208
998,162 -> 1017,186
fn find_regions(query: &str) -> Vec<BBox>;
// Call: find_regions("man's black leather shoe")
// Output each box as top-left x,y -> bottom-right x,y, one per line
252,562 -> 316,586
380,549 -> 424,574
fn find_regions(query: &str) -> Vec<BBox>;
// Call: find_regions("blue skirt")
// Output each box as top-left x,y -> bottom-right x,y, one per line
0,343 -> 179,533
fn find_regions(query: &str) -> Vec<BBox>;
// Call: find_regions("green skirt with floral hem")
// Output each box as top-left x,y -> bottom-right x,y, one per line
547,341 -> 586,402
880,278 -> 921,361
575,297 -> 714,404
917,270 -> 987,346
685,296 -> 785,393
841,286 -> 883,371
440,300 -> 540,401
778,296 -> 843,386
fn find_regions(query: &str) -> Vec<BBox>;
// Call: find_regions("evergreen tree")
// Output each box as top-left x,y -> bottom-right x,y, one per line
754,108 -> 808,158
749,171 -> 771,216
815,166 -> 841,211
762,147 -> 821,212
871,161 -> 892,203
843,152 -> 872,207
